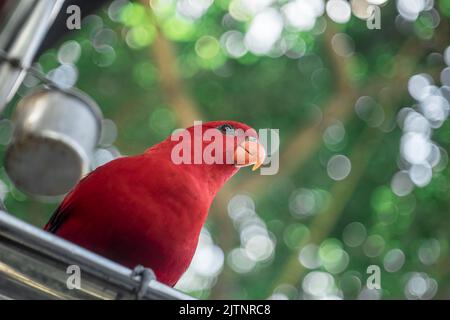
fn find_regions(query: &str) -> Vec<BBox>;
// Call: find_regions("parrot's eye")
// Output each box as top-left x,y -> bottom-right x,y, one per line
217,124 -> 235,135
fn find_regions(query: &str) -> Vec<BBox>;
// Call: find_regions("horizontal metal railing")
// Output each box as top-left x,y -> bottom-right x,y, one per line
0,210 -> 194,300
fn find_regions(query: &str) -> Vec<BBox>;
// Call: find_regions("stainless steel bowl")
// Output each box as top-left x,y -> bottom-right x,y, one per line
4,86 -> 102,197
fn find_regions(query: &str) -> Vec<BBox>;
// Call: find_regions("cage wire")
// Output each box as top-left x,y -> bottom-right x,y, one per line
0,49 -> 75,94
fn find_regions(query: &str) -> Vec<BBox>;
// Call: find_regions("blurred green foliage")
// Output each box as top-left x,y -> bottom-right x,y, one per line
1,0 -> 449,300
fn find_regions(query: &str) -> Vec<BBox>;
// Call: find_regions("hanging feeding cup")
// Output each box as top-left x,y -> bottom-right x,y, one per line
4,86 -> 102,197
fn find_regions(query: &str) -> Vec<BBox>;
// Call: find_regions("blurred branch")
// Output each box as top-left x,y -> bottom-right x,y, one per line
272,126 -> 383,287
217,23 -> 358,203
151,29 -> 203,127
211,17 -> 443,296
233,38 -> 422,197
212,24 -> 356,224
268,40 -> 427,293
142,2 -> 203,128
229,16 -> 450,199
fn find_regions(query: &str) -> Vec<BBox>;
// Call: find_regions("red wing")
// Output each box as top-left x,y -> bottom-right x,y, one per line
43,172 -> 92,233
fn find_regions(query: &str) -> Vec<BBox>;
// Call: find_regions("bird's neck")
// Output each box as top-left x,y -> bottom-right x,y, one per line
185,162 -> 239,199
145,139 -> 239,199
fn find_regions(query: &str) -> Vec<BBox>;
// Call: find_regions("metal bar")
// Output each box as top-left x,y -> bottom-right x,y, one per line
0,210 -> 194,300
0,0 -> 65,112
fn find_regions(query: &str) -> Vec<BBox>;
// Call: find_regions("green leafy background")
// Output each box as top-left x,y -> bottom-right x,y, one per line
1,0 -> 449,299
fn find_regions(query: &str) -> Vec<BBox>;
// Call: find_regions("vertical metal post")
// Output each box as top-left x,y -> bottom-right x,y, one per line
0,0 -> 65,113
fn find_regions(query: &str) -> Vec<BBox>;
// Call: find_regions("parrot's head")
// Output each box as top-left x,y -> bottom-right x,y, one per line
181,120 -> 266,171
150,120 -> 266,193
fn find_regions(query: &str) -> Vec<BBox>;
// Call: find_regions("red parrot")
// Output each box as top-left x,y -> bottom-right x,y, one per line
44,121 -> 265,290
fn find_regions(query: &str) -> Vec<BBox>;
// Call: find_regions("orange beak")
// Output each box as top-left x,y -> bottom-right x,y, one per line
233,137 -> 266,171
